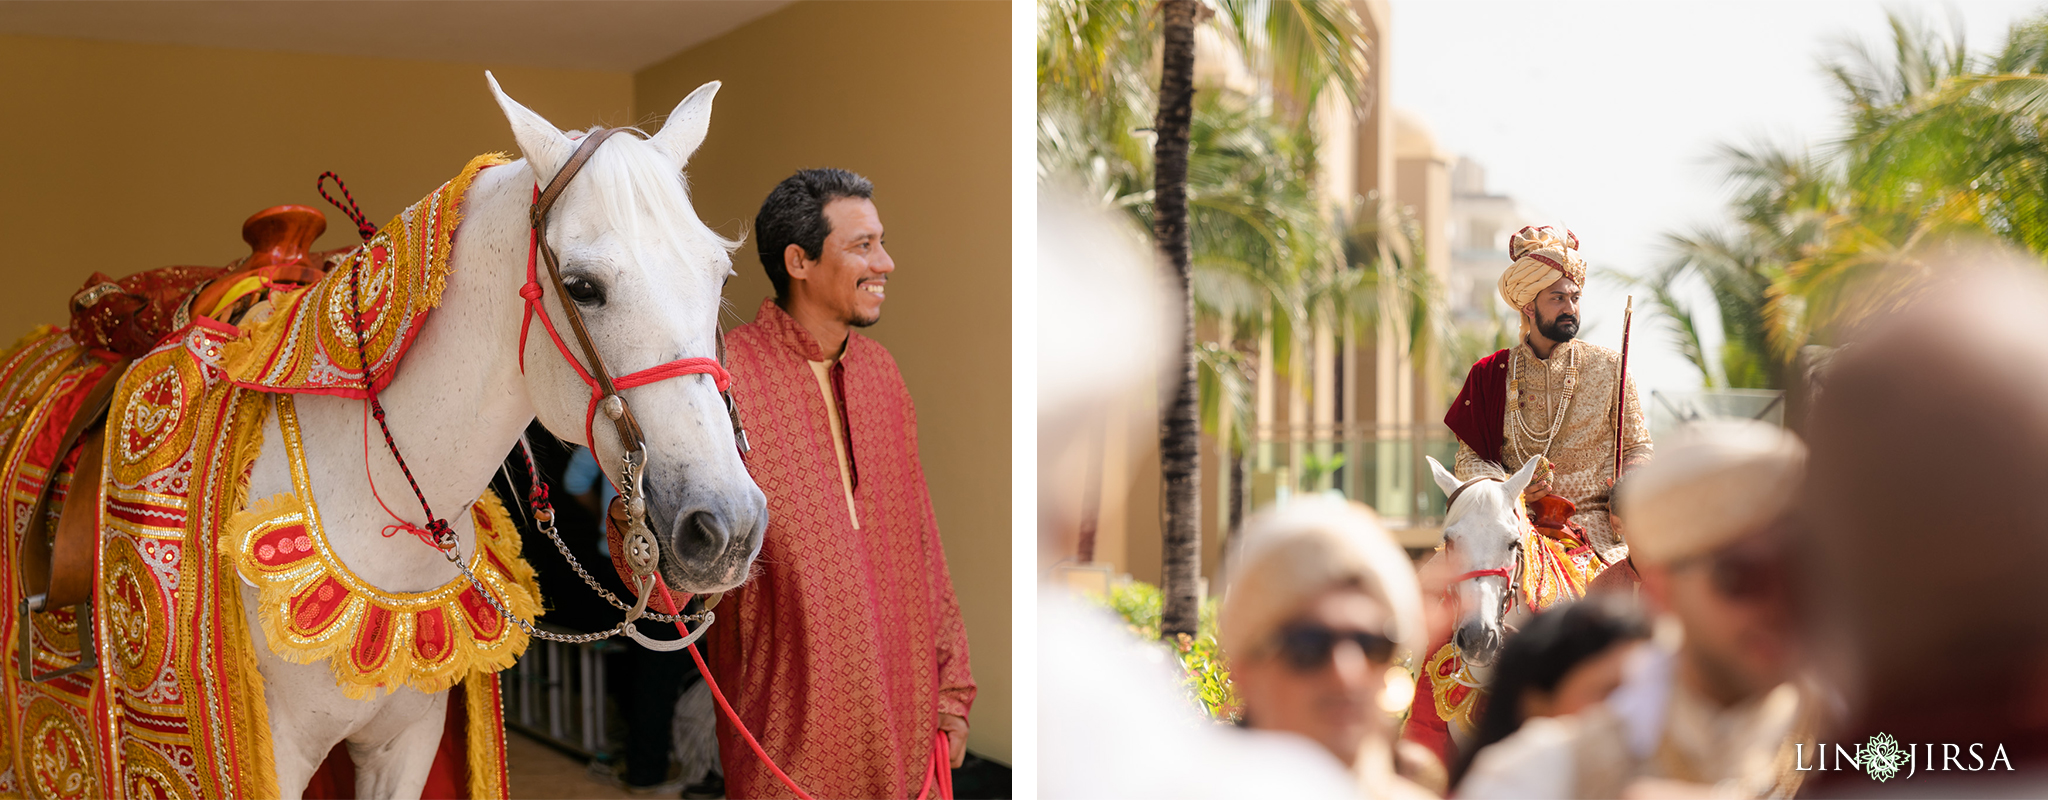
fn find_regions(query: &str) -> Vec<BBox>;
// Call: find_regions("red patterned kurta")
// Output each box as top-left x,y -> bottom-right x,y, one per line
707,298 -> 975,799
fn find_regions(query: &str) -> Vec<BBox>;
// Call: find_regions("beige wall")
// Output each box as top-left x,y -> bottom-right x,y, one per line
633,1 -> 1012,762
0,34 -> 631,327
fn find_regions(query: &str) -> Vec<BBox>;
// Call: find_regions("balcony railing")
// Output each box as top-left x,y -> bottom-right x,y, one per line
1243,390 -> 1787,546
1247,422 -> 1460,538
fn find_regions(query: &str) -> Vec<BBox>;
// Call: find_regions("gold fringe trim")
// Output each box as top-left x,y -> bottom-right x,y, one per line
233,492 -> 540,701
464,671 -> 508,800
417,152 -> 511,309
221,389 -> 280,799
229,399 -> 540,700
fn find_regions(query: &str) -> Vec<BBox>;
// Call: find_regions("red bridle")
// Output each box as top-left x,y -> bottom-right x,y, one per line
1452,566 -> 1514,584
1443,475 -> 1528,616
514,190 -> 733,451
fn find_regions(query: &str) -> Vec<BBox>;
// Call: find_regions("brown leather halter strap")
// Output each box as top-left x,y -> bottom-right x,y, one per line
1444,475 -> 1498,515
1441,475 -> 1529,620
522,127 -> 749,458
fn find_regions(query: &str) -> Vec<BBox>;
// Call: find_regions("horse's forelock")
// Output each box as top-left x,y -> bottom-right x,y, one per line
571,132 -> 739,272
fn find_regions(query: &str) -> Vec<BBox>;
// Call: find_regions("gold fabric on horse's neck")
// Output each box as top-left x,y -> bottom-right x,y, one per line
221,152 -> 511,397
227,396 -> 539,700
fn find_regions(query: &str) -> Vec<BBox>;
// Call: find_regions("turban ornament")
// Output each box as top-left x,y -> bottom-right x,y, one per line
1499,226 -> 1588,322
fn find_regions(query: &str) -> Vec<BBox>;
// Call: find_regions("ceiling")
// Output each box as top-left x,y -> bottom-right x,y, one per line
0,1 -> 793,72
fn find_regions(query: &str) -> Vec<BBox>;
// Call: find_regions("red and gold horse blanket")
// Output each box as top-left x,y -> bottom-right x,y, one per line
1401,505 -> 1608,769
0,152 -> 529,799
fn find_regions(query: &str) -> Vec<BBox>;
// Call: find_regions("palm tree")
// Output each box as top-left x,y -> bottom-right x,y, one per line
1629,143 -> 1831,388
1646,11 -> 2048,380
1153,0 -> 1203,641
1159,0 -> 1373,639
1038,0 -> 1376,640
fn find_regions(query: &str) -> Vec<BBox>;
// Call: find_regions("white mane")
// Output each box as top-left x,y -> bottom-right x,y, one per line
570,127 -> 742,263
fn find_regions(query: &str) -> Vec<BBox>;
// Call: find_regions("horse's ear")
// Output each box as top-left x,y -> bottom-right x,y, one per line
1425,456 -> 1462,501
649,81 -> 720,167
1502,456 -> 1543,500
486,71 -> 574,185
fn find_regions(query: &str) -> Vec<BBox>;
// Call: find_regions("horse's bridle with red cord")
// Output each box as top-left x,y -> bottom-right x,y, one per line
348,127 -> 750,653
511,126 -> 753,652
1443,476 -> 1527,623
518,127 -> 749,462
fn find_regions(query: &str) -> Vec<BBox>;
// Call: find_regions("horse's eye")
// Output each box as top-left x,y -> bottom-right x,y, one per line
563,276 -> 605,307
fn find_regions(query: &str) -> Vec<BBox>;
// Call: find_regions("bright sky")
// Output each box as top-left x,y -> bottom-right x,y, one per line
1390,0 -> 2045,395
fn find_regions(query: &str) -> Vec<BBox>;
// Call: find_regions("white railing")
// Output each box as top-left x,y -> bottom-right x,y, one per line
502,624 -> 623,762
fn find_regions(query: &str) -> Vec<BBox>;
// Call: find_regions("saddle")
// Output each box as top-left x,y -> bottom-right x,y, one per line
20,206 -> 336,623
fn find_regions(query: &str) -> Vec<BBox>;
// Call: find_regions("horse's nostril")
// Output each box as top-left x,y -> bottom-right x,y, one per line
673,510 -> 729,557
1454,621 -> 1481,650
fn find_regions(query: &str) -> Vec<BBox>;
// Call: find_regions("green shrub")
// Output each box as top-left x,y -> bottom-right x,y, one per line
1086,580 -> 1242,723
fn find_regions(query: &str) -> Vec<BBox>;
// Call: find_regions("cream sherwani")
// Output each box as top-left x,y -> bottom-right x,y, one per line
1458,642 -> 1810,799
1454,338 -> 1651,563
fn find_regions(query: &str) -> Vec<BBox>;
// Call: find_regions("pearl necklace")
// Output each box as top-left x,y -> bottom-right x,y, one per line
1507,340 -> 1578,462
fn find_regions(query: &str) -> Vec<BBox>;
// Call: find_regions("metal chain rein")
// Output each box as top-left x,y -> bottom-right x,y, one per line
337,196 -> 696,646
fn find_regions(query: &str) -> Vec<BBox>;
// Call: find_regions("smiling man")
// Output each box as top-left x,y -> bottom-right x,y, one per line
706,168 -> 975,798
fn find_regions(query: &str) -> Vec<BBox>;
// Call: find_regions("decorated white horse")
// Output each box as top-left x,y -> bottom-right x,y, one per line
1401,455 -> 1607,766
0,73 -> 764,799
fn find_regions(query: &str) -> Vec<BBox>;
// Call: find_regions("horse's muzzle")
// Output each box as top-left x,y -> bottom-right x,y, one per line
663,490 -> 767,592
1454,620 -> 1504,667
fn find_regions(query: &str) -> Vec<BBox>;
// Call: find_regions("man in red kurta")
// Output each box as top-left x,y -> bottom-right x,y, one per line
707,168 -> 975,799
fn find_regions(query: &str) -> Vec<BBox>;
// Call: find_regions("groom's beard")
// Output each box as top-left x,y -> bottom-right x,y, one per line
1537,310 -> 1579,343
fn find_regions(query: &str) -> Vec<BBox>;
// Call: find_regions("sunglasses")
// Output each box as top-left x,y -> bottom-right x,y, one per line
1273,622 -> 1397,672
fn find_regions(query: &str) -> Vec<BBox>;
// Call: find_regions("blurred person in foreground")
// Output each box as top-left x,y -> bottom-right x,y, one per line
1459,421 -> 1813,799
1449,596 -> 1652,790
1798,267 -> 2048,794
1220,499 -> 1439,799
1037,188 -> 1356,798
706,169 -> 974,798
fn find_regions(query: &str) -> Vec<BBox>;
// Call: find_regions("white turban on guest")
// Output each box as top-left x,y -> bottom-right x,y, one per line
1499,226 -> 1587,332
1614,420 -> 1805,565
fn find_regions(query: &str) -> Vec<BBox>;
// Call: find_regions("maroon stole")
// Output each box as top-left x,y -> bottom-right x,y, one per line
1445,348 -> 1512,464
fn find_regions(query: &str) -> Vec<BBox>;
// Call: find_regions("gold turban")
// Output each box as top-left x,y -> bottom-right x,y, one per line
1614,421 -> 1805,565
1498,225 -> 1588,312
1218,498 -> 1424,663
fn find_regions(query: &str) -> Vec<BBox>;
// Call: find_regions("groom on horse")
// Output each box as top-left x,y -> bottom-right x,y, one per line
1405,227 -> 1653,768
1442,225 -> 1652,582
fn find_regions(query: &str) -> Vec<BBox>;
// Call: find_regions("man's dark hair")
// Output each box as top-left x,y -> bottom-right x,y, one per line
1450,596 -> 1651,790
754,168 -> 875,298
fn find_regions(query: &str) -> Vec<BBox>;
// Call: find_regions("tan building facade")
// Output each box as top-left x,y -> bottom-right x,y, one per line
1071,0 -> 1463,593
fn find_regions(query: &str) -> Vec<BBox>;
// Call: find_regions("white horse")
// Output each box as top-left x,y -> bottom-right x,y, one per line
239,74 -> 769,798
1424,455 -> 1543,675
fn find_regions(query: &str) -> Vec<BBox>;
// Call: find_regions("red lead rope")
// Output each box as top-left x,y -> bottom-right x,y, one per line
515,186 -> 950,799
651,576 -> 952,800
